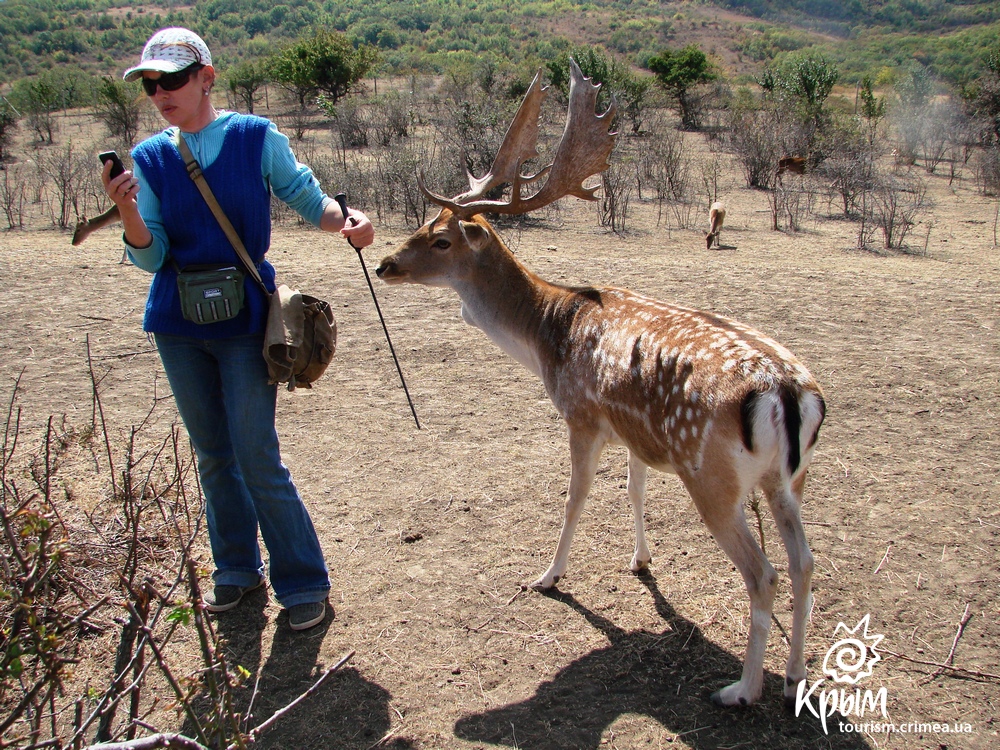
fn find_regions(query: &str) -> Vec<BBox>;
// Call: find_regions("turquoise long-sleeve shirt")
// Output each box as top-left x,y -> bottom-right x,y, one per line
126,110 -> 333,271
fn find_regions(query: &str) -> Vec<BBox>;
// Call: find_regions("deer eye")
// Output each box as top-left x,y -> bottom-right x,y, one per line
432,238 -> 451,250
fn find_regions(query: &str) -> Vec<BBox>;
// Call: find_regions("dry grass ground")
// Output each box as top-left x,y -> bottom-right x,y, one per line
1,115 -> 998,749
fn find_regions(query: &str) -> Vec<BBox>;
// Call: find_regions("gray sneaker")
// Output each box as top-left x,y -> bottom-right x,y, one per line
204,579 -> 265,613
288,601 -> 327,631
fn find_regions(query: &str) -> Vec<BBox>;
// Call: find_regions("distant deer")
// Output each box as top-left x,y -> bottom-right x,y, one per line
776,156 -> 806,178
706,200 -> 725,249
376,60 -> 825,708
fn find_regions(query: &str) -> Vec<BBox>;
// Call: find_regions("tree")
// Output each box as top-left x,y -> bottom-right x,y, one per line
269,29 -> 379,109
756,54 -> 839,161
227,58 -> 269,114
37,142 -> 90,228
962,49 -> 1000,192
893,63 -> 933,163
0,98 -> 17,163
546,47 -> 651,134
781,55 -> 838,115
821,118 -> 878,218
10,74 -> 61,143
895,63 -> 933,111
94,76 -> 142,148
857,75 -> 886,146
778,54 -> 838,149
963,49 -> 1000,146
647,44 -> 716,130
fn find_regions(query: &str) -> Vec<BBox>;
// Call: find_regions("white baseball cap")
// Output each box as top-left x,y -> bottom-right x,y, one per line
123,28 -> 212,82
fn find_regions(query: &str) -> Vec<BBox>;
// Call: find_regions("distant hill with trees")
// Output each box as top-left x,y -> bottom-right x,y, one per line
1,0 -> 999,88
718,0 -> 1000,35
1,0 -> 998,207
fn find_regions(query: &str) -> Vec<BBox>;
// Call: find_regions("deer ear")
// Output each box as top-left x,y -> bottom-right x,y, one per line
460,220 -> 490,250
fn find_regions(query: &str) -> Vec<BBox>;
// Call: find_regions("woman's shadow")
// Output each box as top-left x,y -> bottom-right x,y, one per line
455,572 -> 874,750
198,592 -> 412,749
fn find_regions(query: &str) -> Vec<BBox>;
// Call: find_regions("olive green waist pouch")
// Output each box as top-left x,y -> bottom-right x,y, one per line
174,263 -> 245,324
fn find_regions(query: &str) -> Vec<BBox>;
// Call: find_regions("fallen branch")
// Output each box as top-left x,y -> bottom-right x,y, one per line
883,649 -> 1000,682
927,603 -> 972,681
236,650 -> 356,748
78,651 -> 356,750
83,732 -> 211,750
873,544 -> 891,575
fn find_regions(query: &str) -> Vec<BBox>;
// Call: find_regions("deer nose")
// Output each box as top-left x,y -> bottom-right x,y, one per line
375,260 -> 395,278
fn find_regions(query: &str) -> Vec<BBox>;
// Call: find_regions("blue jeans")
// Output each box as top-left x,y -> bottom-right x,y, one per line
154,333 -> 330,608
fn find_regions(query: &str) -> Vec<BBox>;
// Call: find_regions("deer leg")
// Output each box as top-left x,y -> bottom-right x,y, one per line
689,478 -> 777,707
627,451 -> 651,572
762,472 -> 814,707
531,427 -> 604,591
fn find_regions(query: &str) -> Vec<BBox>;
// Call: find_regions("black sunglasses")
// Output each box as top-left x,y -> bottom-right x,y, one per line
142,64 -> 203,96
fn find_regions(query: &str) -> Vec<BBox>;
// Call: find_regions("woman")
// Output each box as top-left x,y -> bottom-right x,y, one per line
104,27 -> 375,631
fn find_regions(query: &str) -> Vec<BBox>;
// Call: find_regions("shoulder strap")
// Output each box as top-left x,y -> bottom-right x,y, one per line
172,130 -> 268,294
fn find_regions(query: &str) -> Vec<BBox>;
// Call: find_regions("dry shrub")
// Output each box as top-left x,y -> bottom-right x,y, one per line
35,144 -> 92,229
599,158 -> 633,235
637,120 -> 695,229
1,165 -> 27,229
1,354 -> 350,750
856,172 -> 929,251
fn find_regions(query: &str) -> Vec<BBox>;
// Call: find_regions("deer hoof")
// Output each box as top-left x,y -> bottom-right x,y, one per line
529,574 -> 559,591
783,676 -> 805,709
629,555 -> 650,573
710,681 -> 757,708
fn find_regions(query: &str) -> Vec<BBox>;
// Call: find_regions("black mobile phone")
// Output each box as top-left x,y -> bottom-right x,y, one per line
98,150 -> 126,179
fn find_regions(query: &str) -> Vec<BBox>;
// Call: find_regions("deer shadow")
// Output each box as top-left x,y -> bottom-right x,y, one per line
454,572 -> 873,750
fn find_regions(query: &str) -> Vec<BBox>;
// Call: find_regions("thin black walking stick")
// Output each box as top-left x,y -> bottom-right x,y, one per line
334,193 -> 420,430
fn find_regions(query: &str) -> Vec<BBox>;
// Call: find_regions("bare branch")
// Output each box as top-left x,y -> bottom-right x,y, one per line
81,732 -> 211,750
238,651 -> 356,748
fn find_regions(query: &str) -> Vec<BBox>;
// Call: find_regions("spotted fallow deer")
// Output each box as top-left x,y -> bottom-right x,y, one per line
706,200 -> 725,249
376,60 -> 826,708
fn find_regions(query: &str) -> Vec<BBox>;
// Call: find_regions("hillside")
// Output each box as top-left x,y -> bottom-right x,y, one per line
719,0 -> 1000,35
1,0 -> 998,88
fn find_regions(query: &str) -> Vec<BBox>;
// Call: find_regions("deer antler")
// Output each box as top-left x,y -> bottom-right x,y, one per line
458,69 -> 549,203
421,58 -> 617,218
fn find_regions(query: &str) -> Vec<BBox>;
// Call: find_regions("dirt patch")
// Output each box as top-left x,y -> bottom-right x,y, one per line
1,142 -> 999,749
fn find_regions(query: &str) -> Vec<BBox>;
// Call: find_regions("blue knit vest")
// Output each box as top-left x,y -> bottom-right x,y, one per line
132,115 -> 275,338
